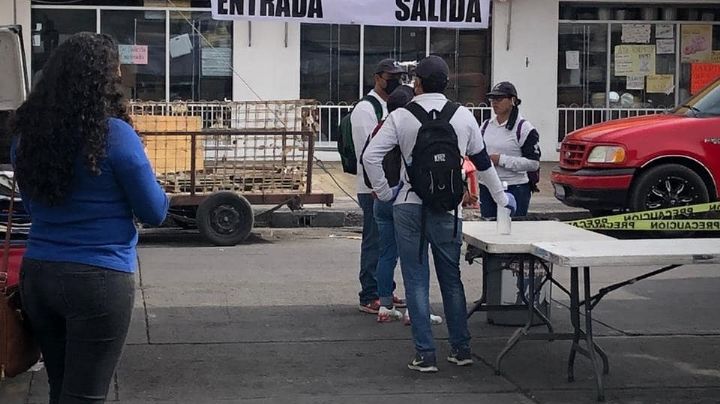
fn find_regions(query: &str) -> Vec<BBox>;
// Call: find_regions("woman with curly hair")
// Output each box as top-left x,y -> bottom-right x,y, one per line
11,32 -> 168,404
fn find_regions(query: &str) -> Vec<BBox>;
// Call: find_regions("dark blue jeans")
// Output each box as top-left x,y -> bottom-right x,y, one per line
373,199 -> 398,308
357,193 -> 379,305
479,182 -> 532,218
20,258 -> 135,404
393,204 -> 470,355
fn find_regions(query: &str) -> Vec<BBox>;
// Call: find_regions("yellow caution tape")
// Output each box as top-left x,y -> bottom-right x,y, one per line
566,202 -> 720,231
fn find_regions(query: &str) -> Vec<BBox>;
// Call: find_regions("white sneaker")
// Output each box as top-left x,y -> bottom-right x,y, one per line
403,309 -> 443,326
377,306 -> 403,323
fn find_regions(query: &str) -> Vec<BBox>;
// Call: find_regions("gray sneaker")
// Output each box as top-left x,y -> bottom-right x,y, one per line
408,352 -> 438,373
447,348 -> 474,366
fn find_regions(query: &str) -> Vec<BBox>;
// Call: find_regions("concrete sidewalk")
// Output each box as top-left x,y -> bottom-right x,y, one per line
265,160 -> 589,228
2,228 -> 719,403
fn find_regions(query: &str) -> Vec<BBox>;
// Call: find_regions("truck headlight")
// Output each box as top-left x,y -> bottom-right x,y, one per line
587,146 -> 626,164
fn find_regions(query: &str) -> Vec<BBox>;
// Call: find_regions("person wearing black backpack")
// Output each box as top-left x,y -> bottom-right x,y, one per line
351,58 -> 407,315
479,81 -> 541,218
363,56 -> 516,373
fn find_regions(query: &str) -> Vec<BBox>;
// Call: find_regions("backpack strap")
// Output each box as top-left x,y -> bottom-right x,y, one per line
480,119 -> 490,137
404,102 -> 429,125
363,95 -> 383,121
437,101 -> 460,122
515,119 -> 526,143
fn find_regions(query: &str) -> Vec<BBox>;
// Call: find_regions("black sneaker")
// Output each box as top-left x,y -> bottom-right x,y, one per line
407,352 -> 438,373
447,348 -> 474,366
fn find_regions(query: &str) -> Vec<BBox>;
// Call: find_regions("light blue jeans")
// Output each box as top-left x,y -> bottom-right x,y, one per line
393,203 -> 471,355
374,199 -> 398,308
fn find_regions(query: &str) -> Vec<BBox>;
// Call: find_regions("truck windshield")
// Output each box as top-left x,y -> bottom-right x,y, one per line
674,78 -> 720,117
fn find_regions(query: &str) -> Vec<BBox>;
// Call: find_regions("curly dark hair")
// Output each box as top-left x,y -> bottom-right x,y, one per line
13,32 -> 132,205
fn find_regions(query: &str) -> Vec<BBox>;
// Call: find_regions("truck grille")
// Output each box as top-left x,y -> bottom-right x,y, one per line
559,142 -> 588,169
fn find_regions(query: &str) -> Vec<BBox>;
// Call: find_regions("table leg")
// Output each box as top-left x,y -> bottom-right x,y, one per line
568,266 -> 580,383
467,254 -> 489,318
584,266 -> 605,402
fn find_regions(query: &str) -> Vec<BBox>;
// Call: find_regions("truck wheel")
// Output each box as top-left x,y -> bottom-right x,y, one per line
629,164 -> 709,214
197,192 -> 254,246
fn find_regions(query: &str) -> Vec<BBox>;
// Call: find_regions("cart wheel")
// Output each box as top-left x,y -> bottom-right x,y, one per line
196,192 -> 254,246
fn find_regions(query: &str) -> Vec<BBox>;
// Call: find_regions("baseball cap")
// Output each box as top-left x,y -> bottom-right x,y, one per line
487,81 -> 518,98
414,55 -> 449,81
375,58 -> 405,75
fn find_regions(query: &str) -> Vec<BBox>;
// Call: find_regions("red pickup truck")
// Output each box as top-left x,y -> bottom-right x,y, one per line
552,78 -> 720,216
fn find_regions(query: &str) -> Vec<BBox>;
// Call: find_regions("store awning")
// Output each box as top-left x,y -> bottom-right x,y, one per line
211,0 -> 490,29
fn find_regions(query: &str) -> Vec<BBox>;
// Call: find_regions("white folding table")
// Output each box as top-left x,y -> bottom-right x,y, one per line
532,238 -> 720,402
462,221 -> 615,385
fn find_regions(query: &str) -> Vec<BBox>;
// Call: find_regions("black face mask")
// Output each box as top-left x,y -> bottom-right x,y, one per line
384,78 -> 401,94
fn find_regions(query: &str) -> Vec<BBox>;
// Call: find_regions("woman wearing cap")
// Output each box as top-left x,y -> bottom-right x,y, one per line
479,82 -> 541,217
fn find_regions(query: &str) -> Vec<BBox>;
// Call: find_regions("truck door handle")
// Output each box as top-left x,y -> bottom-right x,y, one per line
704,138 -> 720,145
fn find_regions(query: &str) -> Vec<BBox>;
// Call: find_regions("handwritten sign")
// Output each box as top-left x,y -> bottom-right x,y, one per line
622,24 -> 651,44
646,74 -> 674,94
615,45 -> 655,76
118,45 -> 148,65
691,63 -> 720,94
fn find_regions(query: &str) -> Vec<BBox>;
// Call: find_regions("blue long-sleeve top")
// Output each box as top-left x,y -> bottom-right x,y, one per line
12,118 -> 169,273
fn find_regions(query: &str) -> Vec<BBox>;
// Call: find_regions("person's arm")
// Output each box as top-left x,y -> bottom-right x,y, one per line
362,112 -> 400,202
109,120 -> 169,225
497,129 -> 541,172
351,101 -> 380,163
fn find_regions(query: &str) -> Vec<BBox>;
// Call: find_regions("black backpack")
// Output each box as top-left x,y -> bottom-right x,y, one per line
360,120 -> 402,189
405,101 -> 465,213
337,96 -> 383,175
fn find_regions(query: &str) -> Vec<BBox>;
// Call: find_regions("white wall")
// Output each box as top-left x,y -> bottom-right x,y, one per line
232,21 -> 300,101
491,0 -> 559,161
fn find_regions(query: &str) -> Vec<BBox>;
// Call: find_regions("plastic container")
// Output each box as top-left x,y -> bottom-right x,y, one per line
496,182 -> 511,234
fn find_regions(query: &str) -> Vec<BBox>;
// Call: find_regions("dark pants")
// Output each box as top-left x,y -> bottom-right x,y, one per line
357,193 -> 379,304
479,182 -> 532,218
20,258 -> 135,404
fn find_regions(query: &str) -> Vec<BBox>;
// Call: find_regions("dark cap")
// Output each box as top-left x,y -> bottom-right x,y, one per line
414,55 -> 449,81
375,58 -> 405,75
487,81 -> 518,98
387,85 -> 415,113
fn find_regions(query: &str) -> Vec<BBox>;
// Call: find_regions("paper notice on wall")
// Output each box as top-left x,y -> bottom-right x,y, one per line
32,34 -> 41,47
626,75 -> 645,90
711,51 -> 720,64
622,24 -> 651,43
681,25 -> 712,63
656,24 -> 674,39
656,39 -> 675,55
615,45 -> 655,76
565,50 -> 580,70
646,74 -> 674,94
170,34 -> 193,58
118,45 -> 148,65
202,47 -> 232,77
690,63 -> 720,94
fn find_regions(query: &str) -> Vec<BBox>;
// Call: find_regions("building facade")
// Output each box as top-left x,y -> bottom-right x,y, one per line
3,0 -> 720,161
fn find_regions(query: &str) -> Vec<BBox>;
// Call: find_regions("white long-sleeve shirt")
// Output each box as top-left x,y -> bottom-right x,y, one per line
350,90 -> 387,194
362,92 -> 508,209
482,114 -> 541,186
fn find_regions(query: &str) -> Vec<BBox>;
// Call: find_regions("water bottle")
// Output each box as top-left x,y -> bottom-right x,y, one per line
497,181 -> 511,235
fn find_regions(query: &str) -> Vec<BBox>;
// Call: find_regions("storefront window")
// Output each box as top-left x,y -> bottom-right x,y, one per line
363,26 -> 426,94
101,10 -> 167,101
431,28 -> 490,105
300,24 -> 360,104
31,9 -> 96,83
169,12 -> 232,101
557,23 -> 608,107
609,24 -> 676,109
